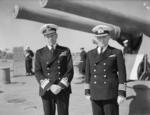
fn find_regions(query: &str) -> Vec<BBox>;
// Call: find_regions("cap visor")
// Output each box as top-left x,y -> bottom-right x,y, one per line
95,33 -> 109,37
43,31 -> 56,35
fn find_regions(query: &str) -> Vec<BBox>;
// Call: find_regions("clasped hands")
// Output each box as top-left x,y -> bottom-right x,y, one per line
47,84 -> 62,95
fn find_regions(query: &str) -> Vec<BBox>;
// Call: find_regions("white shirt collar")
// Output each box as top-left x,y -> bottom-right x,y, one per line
97,45 -> 108,54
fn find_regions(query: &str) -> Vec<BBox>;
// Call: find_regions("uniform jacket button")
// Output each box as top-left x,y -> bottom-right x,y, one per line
104,81 -> 107,84
94,75 -> 97,78
104,75 -> 107,78
47,67 -> 50,70
94,81 -> 97,84
47,73 -> 50,75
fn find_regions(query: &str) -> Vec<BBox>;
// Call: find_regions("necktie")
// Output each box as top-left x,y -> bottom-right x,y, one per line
51,45 -> 55,54
100,47 -> 103,54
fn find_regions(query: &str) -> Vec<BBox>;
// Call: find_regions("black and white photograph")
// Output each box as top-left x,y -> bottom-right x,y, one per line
0,0 -> 150,115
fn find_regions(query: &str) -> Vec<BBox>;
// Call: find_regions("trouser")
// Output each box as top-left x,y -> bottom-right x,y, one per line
91,98 -> 119,115
41,91 -> 70,115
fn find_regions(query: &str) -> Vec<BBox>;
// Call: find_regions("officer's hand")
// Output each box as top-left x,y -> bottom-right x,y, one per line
54,85 -> 62,94
60,77 -> 69,87
85,95 -> 91,100
117,95 -> 126,104
50,85 -> 62,95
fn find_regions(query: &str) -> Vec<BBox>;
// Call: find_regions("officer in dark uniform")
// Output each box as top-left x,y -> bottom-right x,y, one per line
79,47 -> 87,75
35,24 -> 74,115
24,46 -> 34,76
84,25 -> 127,115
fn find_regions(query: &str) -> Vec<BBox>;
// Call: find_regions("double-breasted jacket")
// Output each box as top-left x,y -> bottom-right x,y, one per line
35,45 -> 74,96
85,46 -> 126,100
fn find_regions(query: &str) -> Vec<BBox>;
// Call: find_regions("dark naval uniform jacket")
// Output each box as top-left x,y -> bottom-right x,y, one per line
85,45 -> 126,100
35,45 -> 74,96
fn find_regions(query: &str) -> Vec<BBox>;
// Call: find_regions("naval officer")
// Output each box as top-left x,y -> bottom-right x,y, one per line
35,24 -> 74,115
84,25 -> 127,115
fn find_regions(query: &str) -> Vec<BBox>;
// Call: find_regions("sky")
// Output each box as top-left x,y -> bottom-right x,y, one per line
0,0 -> 150,53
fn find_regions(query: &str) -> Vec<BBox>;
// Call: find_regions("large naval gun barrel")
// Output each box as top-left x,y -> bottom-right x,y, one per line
40,0 -> 150,37
13,5 -> 120,38
13,5 -> 102,33
13,5 -> 142,53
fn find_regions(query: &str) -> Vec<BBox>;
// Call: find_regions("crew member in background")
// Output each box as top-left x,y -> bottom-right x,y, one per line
79,47 -> 87,82
24,46 -> 34,76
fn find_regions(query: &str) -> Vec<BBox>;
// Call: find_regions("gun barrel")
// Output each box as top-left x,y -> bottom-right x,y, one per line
13,5 -> 120,38
13,5 -> 143,53
13,5 -> 102,33
40,0 -> 150,37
